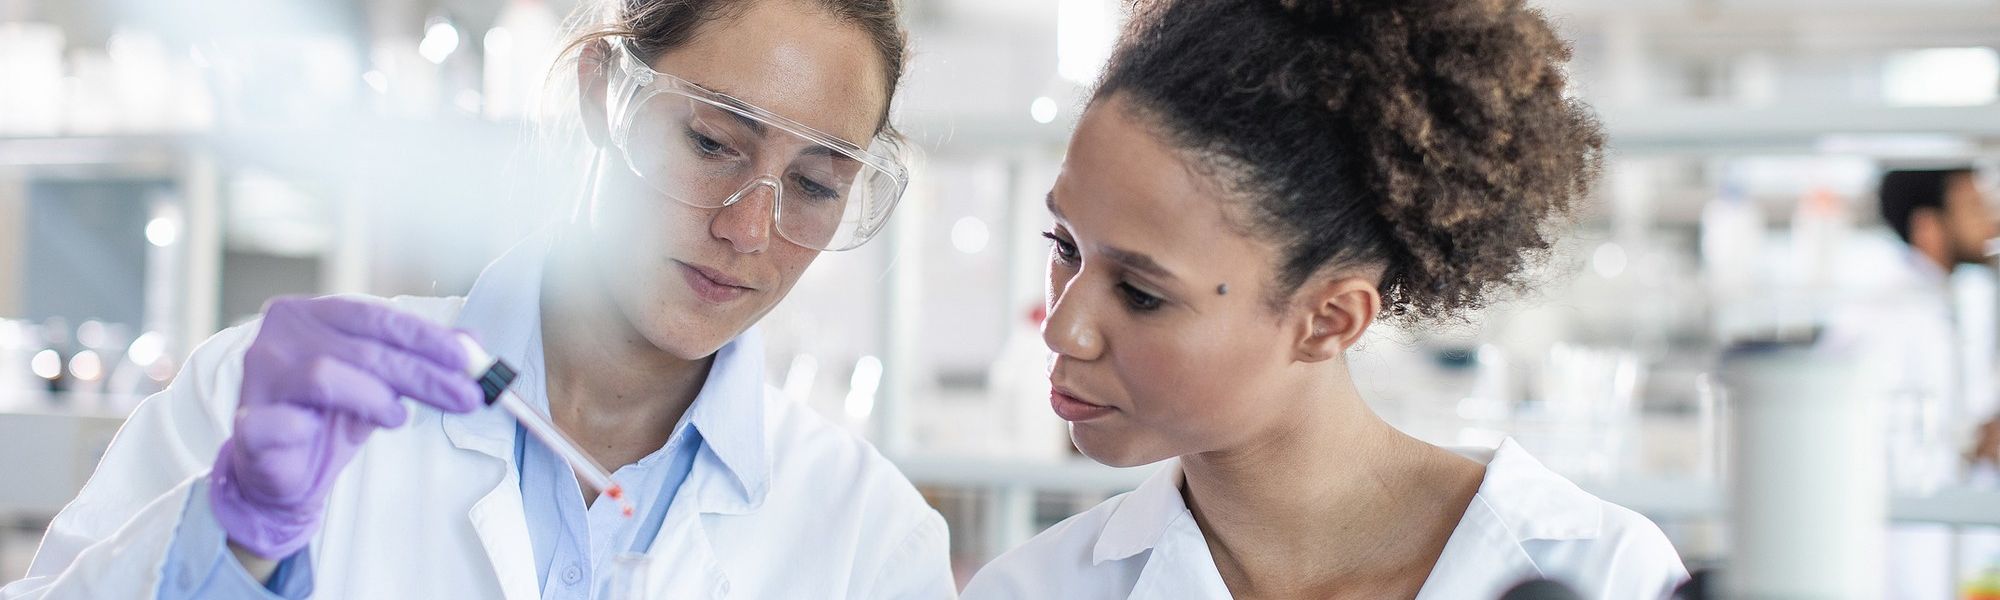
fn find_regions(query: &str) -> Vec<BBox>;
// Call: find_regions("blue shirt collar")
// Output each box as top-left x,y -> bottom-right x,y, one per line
451,228 -> 770,506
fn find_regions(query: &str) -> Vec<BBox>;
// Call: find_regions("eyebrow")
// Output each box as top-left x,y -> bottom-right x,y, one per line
696,86 -> 868,155
1046,190 -> 1181,282
716,102 -> 769,137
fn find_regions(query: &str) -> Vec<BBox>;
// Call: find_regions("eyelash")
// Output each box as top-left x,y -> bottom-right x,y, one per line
1042,231 -> 1164,313
1042,231 -> 1078,264
685,129 -> 737,159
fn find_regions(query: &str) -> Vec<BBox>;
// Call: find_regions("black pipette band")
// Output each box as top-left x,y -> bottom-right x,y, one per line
476,359 -> 517,406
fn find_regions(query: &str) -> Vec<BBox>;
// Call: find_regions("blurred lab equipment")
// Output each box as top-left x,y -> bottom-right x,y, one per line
595,552 -> 651,600
1722,337 -> 1884,599
1498,579 -> 1583,600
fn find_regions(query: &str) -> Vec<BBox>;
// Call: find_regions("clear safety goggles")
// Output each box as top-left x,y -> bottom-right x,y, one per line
603,37 -> 909,252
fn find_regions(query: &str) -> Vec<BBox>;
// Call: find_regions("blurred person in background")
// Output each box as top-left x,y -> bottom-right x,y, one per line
1877,168 -> 2000,466
1870,167 -> 2000,599
0,0 -> 956,598
1873,168 -> 2000,470
962,0 -> 1687,598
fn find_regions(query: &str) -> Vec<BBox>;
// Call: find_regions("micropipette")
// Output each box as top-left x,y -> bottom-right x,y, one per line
457,334 -> 635,517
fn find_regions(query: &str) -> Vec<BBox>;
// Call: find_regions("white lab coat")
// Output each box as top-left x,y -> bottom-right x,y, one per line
962,438 -> 1688,599
1,293 -> 954,599
1825,246 -> 1997,600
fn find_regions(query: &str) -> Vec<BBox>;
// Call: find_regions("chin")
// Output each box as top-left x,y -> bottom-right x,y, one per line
637,308 -> 740,360
1070,424 -> 1170,468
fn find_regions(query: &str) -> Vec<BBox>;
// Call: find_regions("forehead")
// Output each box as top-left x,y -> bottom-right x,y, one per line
1055,98 -> 1274,278
650,0 -> 888,146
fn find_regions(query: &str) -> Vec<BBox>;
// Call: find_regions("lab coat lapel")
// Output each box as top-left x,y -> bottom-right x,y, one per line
1412,498 -> 1539,600
634,450 -> 750,599
438,229 -> 550,599
1125,515 -> 1233,600
443,410 -> 542,600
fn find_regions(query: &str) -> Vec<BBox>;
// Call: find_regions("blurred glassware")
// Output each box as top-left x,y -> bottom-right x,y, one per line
596,551 -> 652,600
1884,387 -> 1949,496
1694,371 -> 1729,484
1523,344 -> 1645,480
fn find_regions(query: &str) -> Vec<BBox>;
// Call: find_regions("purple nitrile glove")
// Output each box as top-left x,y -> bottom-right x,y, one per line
210,296 -> 484,559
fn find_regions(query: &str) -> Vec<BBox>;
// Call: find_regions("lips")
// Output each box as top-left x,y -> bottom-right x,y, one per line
1050,385 -> 1116,422
675,260 -> 755,304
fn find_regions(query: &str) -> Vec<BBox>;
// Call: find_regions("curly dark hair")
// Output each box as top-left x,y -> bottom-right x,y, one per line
1095,0 -> 1604,323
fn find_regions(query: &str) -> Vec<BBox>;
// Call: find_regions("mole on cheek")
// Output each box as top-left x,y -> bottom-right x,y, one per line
1216,283 -> 1229,296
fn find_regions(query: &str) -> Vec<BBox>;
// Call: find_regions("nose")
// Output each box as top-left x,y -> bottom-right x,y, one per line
712,178 -> 778,254
1040,277 -> 1103,362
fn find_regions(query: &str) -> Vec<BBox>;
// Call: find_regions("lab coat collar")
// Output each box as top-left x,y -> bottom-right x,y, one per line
1098,439 -> 1602,597
1904,247 -> 1951,289
443,231 -> 556,460
1092,460 -> 1187,565
679,328 -> 771,512
442,228 -> 771,510
1414,438 -> 1599,597
1451,437 -> 1602,541
1091,461 -> 1235,599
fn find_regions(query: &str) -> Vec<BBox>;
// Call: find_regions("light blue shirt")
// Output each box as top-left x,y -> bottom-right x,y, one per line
154,484 -> 312,600
157,230 -> 765,598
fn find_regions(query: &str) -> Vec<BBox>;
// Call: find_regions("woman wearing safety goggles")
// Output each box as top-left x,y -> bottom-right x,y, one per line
3,1 -> 951,599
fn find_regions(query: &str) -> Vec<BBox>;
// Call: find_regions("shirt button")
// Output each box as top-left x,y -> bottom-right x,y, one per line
563,564 -> 582,585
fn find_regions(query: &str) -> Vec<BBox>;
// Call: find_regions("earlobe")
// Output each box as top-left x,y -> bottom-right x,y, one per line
576,40 -> 613,149
1295,276 -> 1381,363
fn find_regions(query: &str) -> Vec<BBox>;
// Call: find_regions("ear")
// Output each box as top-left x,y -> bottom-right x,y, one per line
1293,275 -> 1381,363
1908,207 -> 1947,259
577,39 -> 614,149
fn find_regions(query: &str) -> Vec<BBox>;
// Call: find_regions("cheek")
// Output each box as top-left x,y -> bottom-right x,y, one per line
767,245 -> 819,294
1120,339 -> 1231,422
592,176 -> 719,253
1115,318 -> 1283,442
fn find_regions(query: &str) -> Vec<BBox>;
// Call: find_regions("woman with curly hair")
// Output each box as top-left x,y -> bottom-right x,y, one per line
963,0 -> 1688,598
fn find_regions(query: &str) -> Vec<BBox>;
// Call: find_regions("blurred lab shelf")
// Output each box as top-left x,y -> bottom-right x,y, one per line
894,454 -> 2000,529
0,411 -> 126,516
1596,104 -> 2000,154
901,103 -> 2000,156
0,134 -> 193,177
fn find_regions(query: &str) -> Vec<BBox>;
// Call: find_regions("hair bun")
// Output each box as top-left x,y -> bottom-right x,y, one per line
1099,0 -> 1602,324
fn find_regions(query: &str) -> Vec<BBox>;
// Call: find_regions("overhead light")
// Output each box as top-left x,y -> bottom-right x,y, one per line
127,331 -> 165,367
146,216 -> 179,247
419,22 -> 461,64
31,349 -> 61,380
844,356 -> 883,420
69,350 -> 104,381
1884,47 -> 1999,107
1030,96 -> 1059,124
952,216 -> 991,254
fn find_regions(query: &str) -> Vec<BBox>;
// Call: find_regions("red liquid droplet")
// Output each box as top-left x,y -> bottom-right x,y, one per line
621,505 -> 634,518
607,485 -> 624,500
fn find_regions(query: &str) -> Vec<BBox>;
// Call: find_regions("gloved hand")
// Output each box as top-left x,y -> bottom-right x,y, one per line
210,296 -> 483,559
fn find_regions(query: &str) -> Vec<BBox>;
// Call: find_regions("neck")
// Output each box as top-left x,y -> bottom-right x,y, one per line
1922,246 -> 1955,275
538,225 -> 712,470
1179,369 -> 1481,598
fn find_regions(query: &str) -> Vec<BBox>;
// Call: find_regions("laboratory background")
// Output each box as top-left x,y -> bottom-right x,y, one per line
2,0 -> 2000,597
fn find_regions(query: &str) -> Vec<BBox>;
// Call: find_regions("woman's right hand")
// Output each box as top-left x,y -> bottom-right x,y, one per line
209,296 -> 483,561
